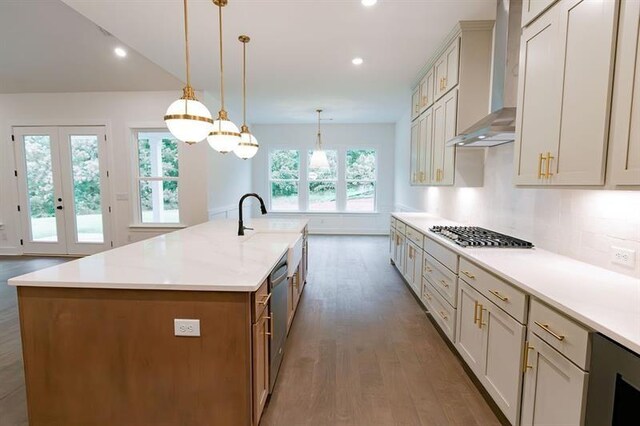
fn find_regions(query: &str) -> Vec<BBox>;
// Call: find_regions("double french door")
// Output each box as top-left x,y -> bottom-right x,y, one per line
14,126 -> 112,255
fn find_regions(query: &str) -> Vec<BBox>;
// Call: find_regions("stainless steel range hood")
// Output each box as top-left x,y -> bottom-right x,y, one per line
448,0 -> 522,147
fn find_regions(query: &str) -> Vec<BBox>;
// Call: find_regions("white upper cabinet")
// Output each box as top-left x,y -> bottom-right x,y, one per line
411,86 -> 420,121
431,90 -> 457,186
434,37 -> 460,100
418,108 -> 433,185
522,0 -> 558,27
514,0 -> 618,186
410,120 -> 420,185
419,69 -> 435,113
609,0 -> 640,186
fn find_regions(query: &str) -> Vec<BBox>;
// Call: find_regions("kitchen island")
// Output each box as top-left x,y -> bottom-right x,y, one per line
8,218 -> 309,426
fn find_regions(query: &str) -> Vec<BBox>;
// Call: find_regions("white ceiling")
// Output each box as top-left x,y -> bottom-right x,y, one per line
61,0 -> 496,123
0,0 -> 182,93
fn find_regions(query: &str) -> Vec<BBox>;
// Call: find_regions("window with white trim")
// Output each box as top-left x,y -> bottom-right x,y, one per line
268,148 -> 377,213
134,130 -> 180,224
346,149 -> 376,212
269,149 -> 300,211
307,150 -> 338,211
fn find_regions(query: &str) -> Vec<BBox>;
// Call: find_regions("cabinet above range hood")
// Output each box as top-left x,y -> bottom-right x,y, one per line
448,0 -> 522,147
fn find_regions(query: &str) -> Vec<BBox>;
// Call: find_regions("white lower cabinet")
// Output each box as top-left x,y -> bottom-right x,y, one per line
404,240 -> 423,296
521,332 -> 589,425
456,279 -> 525,425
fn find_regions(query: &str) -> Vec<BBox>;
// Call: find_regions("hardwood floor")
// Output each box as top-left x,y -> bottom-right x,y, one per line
0,237 -> 500,426
0,256 -> 70,426
261,236 -> 501,426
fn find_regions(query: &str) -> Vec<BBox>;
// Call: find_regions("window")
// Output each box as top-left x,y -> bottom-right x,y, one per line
268,147 -> 377,212
346,149 -> 376,211
134,130 -> 180,224
270,150 -> 300,211
308,150 -> 337,211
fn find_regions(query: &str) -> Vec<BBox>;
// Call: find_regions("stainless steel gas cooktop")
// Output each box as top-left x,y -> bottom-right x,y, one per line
429,226 -> 534,248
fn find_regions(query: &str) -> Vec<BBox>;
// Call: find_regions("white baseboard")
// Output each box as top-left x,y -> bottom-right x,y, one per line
0,247 -> 20,255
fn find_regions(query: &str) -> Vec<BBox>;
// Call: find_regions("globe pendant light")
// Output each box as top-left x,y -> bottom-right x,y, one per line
207,0 -> 241,154
164,0 -> 213,144
234,35 -> 259,160
309,109 -> 330,169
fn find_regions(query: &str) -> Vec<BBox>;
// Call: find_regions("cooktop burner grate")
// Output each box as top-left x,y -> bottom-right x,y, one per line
429,226 -> 534,248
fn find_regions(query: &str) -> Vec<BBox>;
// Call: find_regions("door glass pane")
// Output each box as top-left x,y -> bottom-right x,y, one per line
70,135 -> 104,243
139,180 -> 180,223
347,182 -> 375,211
270,182 -> 298,211
24,135 -> 57,242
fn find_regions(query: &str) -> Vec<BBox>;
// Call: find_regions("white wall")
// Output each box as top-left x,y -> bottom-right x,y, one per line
394,109 -> 640,278
0,91 -> 251,254
251,123 -> 395,234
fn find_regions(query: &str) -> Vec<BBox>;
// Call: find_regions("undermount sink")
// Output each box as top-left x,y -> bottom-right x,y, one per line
242,232 -> 303,277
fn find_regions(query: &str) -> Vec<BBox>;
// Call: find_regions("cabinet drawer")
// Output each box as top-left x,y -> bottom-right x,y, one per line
405,226 -> 424,249
390,217 -> 396,229
459,258 -> 527,323
529,298 -> 591,370
423,253 -> 457,307
422,280 -> 456,342
424,237 -> 458,273
396,221 -> 406,235
252,280 -> 270,323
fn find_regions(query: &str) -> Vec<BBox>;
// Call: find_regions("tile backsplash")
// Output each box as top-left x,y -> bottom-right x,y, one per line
398,143 -> 640,278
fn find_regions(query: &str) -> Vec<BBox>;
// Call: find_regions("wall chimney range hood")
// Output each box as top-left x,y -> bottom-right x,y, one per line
448,0 -> 522,147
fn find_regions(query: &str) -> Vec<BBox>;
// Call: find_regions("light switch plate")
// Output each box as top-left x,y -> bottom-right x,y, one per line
174,319 -> 200,337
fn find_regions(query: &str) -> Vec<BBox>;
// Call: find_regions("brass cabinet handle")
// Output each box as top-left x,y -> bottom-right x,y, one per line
258,293 -> 272,306
538,153 -> 545,179
408,246 -> 413,260
438,311 -> 448,321
443,76 -> 447,88
534,321 -> 565,341
424,265 -> 433,273
478,305 -> 486,328
523,341 -> 534,372
461,270 -> 475,279
439,279 -> 449,288
545,152 -> 554,178
473,300 -> 479,324
489,289 -> 509,302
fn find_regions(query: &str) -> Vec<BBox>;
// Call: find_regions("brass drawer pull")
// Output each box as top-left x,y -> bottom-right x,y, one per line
439,279 -> 449,288
545,152 -> 554,178
258,293 -> 272,306
538,153 -> 545,179
534,321 -> 565,341
438,311 -> 448,321
489,289 -> 509,302
424,265 -> 433,273
523,341 -> 534,372
473,300 -> 479,324
264,315 -> 272,337
478,305 -> 486,328
461,270 -> 475,279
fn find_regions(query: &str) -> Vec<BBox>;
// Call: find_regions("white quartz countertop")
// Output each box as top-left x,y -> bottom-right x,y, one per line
392,212 -> 640,355
8,218 -> 308,292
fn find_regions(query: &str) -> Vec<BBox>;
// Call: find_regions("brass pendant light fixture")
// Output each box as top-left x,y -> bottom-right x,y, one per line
309,109 -> 330,169
234,35 -> 259,160
207,0 -> 241,154
164,0 -> 213,144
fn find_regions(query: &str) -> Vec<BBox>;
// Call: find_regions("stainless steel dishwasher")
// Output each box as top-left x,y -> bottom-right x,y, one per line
269,254 -> 288,392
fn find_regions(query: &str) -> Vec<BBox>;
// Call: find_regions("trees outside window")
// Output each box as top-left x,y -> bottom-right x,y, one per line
134,130 -> 179,224
346,149 -> 376,212
308,150 -> 337,211
270,150 -> 300,211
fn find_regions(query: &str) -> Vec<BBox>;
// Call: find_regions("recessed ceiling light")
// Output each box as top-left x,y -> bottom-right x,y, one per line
361,0 -> 377,6
352,57 -> 364,65
114,47 -> 127,58
478,135 -> 486,139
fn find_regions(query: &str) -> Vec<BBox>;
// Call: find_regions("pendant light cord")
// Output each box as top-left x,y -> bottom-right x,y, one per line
317,109 -> 322,149
242,38 -> 246,125
183,0 -> 191,89
218,2 -> 225,111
